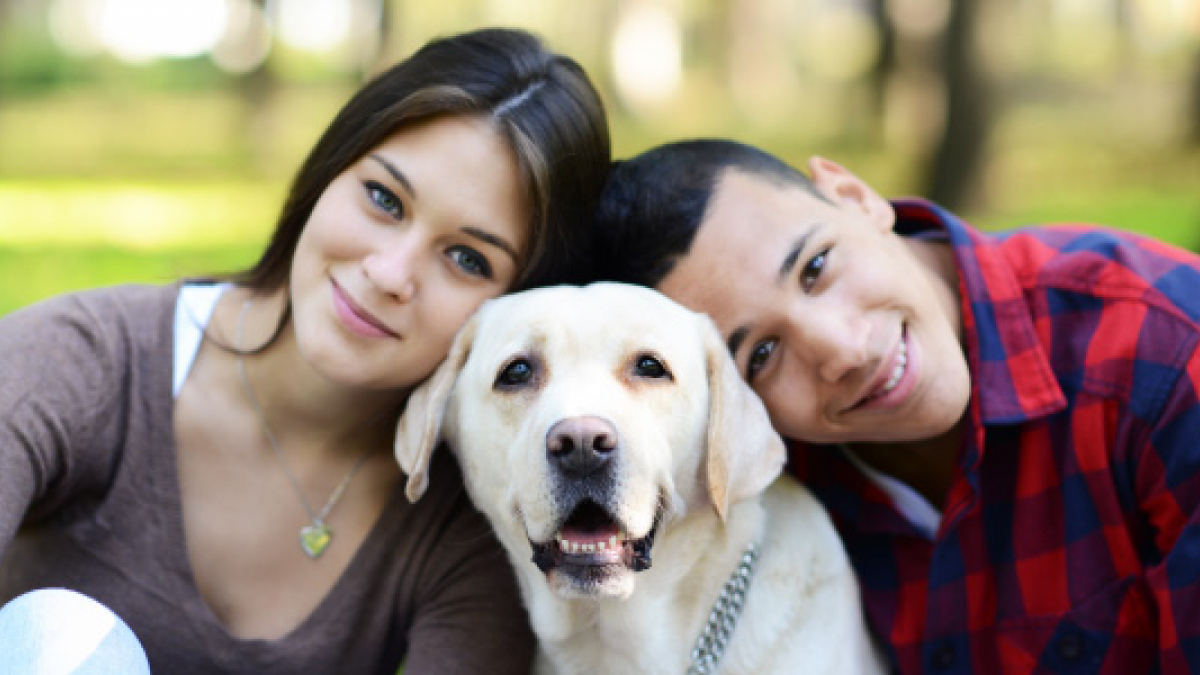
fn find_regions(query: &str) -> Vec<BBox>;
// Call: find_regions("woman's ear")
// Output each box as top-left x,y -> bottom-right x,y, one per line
807,156 -> 896,233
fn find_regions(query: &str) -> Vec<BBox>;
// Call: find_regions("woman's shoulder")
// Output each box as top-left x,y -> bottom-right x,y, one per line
5,282 -> 181,327
0,282 -> 183,376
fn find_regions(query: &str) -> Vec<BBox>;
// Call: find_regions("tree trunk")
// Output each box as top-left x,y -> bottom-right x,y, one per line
923,0 -> 992,211
866,0 -> 897,143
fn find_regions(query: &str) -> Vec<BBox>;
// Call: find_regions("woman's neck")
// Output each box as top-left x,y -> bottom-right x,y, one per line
215,286 -> 407,458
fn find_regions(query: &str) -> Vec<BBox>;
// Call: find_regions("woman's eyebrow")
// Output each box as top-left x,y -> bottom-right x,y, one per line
368,154 -> 416,198
462,226 -> 519,262
367,154 -> 518,263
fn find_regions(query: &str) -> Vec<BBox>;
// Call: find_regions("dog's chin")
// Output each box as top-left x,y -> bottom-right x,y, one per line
528,500 -> 661,599
547,564 -> 637,599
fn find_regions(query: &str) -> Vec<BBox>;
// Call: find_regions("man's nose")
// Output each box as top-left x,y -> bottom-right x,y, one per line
794,309 -> 870,383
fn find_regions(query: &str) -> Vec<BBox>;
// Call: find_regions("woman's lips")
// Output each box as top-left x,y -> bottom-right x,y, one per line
331,280 -> 398,339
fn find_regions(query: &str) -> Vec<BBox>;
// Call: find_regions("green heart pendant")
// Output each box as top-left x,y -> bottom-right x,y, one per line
300,521 -> 332,559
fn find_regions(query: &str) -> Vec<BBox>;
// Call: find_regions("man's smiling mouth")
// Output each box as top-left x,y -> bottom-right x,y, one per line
849,324 -> 909,410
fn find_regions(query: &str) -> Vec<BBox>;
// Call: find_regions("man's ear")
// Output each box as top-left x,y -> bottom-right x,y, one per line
394,314 -> 478,503
699,313 -> 786,521
807,156 -> 895,234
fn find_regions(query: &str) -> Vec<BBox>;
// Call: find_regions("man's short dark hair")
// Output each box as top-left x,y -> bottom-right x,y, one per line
590,139 -> 822,287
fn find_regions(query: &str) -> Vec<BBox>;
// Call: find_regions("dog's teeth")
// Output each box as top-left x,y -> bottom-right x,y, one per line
596,541 -> 606,551
571,542 -> 580,554
583,544 -> 594,553
610,535 -> 619,548
560,539 -> 570,552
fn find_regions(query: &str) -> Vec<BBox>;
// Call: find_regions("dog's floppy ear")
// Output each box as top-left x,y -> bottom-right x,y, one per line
395,314 -> 478,503
699,313 -> 786,521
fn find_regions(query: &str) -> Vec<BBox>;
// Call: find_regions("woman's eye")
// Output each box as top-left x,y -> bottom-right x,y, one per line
746,339 -> 777,382
365,181 -> 403,219
448,246 -> 493,279
800,247 -> 830,292
496,359 -> 534,388
634,355 -> 670,379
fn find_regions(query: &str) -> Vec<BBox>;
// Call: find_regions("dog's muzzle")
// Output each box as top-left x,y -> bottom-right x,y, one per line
530,416 -> 661,574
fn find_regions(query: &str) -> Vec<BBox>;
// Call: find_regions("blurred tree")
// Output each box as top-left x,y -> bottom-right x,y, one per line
236,0 -> 279,171
0,1 -> 6,107
866,0 -> 897,146
923,0 -> 993,211
375,0 -> 391,72
1190,48 -> 1200,147
0,0 -> 11,107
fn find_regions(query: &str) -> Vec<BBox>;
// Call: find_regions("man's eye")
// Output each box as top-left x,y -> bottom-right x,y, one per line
448,246 -> 493,279
746,339 -> 777,382
800,247 -> 830,292
496,358 -> 534,388
366,181 -> 403,219
634,354 -> 671,379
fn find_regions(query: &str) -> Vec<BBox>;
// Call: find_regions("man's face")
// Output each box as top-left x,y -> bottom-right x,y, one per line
657,165 -> 971,444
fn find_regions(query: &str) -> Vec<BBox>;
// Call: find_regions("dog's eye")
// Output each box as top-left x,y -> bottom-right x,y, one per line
496,358 -> 534,388
634,355 -> 670,379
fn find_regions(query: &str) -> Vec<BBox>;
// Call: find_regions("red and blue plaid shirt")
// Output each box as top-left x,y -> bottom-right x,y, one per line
787,200 -> 1200,674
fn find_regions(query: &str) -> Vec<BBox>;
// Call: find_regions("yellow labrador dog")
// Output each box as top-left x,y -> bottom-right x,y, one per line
396,283 -> 885,674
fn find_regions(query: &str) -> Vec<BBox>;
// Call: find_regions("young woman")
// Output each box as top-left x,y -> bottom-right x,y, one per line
0,28 -> 610,675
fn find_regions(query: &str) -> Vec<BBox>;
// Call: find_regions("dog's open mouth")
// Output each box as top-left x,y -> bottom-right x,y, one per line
530,500 -> 660,574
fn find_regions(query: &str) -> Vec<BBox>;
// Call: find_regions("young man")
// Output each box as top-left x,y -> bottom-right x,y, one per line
591,139 -> 1200,673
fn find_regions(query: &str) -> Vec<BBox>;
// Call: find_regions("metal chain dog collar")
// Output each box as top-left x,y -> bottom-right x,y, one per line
687,542 -> 759,674
235,298 -> 373,559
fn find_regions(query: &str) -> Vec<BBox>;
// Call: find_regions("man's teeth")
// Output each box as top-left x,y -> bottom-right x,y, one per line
556,532 -> 624,554
880,337 -> 908,394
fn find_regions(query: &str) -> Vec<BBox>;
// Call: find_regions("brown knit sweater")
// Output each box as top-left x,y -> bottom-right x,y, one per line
0,284 -> 534,674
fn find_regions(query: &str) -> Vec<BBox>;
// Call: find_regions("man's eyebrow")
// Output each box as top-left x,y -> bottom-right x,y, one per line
462,226 -> 519,261
368,154 -> 416,198
726,224 -> 819,357
778,226 -> 816,283
726,326 -> 749,358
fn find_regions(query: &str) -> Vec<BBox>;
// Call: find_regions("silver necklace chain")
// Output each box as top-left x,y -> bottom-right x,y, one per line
687,542 -> 759,675
235,298 -> 373,559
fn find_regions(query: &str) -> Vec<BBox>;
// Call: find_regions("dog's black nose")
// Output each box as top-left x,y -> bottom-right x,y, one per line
546,416 -> 618,477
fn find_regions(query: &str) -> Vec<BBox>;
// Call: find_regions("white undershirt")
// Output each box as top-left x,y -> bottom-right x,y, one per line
172,283 -> 229,398
839,445 -> 943,540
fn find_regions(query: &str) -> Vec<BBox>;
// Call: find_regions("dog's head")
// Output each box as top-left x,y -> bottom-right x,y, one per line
395,283 -> 784,599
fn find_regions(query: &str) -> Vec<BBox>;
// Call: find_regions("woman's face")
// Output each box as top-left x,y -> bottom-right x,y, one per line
289,114 -> 528,390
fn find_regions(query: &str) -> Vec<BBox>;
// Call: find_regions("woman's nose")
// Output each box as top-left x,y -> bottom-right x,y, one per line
361,238 -> 419,302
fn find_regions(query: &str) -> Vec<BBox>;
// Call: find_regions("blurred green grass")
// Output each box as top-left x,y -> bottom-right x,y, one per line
0,244 -> 260,315
3,173 -> 1199,317
3,180 -> 1197,317
2,85 -> 1198,317
0,177 -> 282,315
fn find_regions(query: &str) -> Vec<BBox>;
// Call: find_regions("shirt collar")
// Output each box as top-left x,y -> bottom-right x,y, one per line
892,199 -> 1067,426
